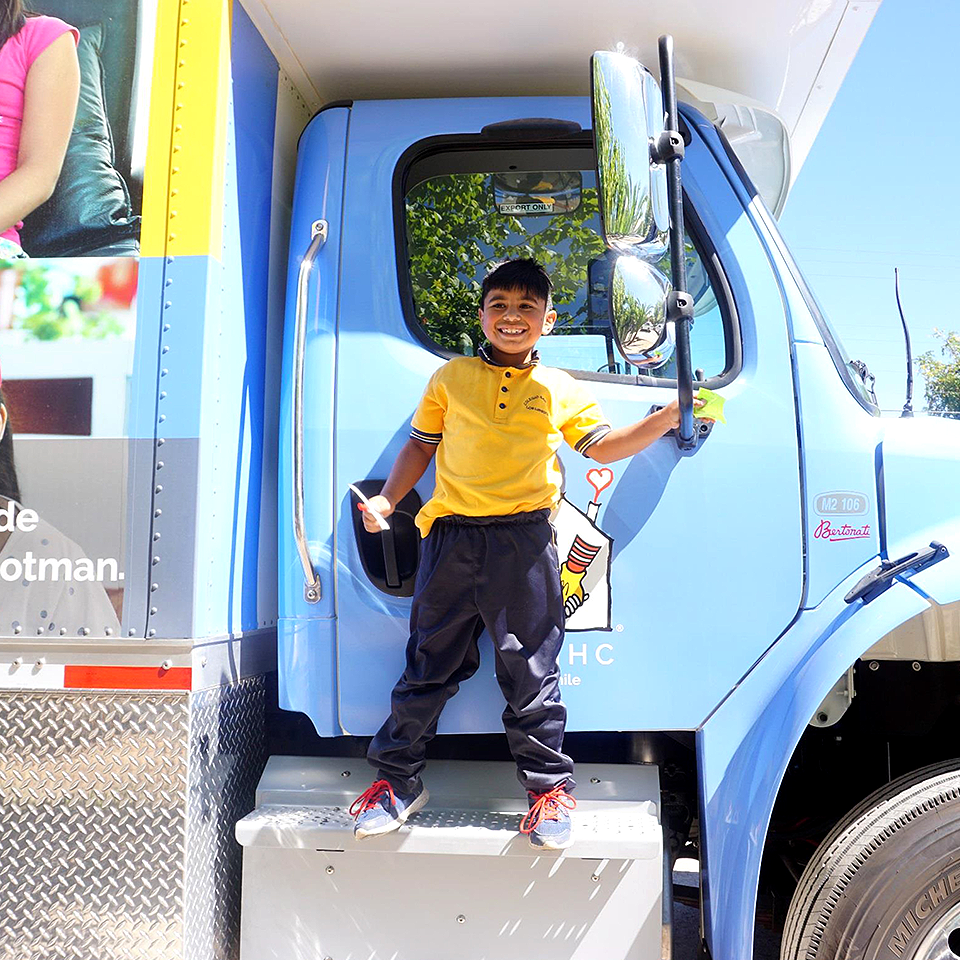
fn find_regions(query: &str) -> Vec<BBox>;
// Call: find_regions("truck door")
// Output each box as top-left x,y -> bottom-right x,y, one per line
325,97 -> 802,735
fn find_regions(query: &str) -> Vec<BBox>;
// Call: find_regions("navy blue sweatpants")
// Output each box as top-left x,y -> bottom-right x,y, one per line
367,510 -> 575,795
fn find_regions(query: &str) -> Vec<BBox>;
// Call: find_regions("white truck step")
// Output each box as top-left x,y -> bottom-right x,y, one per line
236,757 -> 661,860
238,757 -> 663,960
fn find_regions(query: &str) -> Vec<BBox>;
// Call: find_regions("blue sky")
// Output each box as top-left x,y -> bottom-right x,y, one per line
778,0 -> 953,413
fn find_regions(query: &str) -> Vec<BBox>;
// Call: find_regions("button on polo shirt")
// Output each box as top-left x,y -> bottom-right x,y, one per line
409,350 -> 611,537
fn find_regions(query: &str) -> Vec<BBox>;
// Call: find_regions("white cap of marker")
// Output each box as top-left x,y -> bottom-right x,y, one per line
349,483 -> 390,531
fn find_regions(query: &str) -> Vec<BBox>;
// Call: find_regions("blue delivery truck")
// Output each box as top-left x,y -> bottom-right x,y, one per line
4,1 -> 960,959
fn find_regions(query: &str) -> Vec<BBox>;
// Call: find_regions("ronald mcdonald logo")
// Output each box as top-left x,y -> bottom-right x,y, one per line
554,468 -> 614,632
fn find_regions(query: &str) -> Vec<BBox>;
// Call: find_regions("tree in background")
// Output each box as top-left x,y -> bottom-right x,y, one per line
405,175 -> 606,354
404,171 -> 710,368
918,329 -> 960,418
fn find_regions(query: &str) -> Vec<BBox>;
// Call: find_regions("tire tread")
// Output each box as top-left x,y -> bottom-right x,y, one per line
781,759 -> 960,960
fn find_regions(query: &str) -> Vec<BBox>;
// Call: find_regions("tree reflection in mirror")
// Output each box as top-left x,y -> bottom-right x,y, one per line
610,256 -> 672,370
591,50 -> 668,255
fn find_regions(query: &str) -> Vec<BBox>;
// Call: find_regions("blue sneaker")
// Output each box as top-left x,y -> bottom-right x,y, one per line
520,783 -> 576,850
350,779 -> 429,839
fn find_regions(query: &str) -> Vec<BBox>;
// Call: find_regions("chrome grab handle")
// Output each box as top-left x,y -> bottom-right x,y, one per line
293,219 -> 328,603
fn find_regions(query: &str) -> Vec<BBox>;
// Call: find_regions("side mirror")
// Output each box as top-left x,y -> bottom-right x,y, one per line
590,50 -> 669,256
609,256 -> 674,370
593,38 -> 698,450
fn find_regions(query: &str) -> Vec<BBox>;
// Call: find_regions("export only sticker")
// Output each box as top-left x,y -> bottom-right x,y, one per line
498,200 -> 553,215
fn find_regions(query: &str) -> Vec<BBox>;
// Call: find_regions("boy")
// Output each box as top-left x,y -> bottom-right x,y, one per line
350,258 -> 694,849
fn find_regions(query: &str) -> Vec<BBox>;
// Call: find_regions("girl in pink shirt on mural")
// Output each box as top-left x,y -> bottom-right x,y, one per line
0,1 -> 79,258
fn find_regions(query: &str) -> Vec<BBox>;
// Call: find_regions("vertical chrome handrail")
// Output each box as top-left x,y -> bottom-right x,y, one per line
293,219 -> 328,603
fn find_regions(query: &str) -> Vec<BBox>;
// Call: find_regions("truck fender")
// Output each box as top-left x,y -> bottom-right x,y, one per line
696,560 -> 932,960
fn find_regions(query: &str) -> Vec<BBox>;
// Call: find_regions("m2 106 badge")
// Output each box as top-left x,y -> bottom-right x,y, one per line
813,490 -> 872,543
553,468 -> 614,632
815,491 -> 870,516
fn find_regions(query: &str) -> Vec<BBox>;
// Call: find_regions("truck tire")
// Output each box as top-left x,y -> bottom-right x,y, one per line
781,759 -> 960,960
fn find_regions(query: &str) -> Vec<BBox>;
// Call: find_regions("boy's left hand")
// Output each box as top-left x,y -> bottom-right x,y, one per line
661,398 -> 708,430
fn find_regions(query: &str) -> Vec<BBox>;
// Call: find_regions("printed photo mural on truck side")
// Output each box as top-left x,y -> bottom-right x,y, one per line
1,0 -> 149,259
0,0 -> 155,638
0,257 -> 136,636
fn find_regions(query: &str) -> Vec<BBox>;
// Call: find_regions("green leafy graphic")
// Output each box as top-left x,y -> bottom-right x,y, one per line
0,261 -> 124,341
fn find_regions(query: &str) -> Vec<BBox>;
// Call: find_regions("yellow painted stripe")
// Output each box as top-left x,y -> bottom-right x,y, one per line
140,0 -> 180,257
141,0 -> 234,259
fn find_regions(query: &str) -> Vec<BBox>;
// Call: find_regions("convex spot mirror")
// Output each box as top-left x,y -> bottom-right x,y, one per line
591,50 -> 669,256
610,255 -> 674,371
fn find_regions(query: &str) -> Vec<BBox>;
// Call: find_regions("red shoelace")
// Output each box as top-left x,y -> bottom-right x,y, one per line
349,779 -> 396,818
519,783 -> 576,834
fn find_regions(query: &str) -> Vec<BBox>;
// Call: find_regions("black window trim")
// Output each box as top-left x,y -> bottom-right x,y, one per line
392,131 -> 742,391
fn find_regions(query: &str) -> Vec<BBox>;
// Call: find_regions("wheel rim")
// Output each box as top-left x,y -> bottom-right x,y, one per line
914,902 -> 960,959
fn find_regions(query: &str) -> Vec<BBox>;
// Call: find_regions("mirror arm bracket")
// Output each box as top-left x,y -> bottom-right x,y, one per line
650,129 -> 685,164
666,290 -> 693,325
650,403 -> 715,453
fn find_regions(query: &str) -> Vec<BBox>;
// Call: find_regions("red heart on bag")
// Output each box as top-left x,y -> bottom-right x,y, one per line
586,467 -> 614,500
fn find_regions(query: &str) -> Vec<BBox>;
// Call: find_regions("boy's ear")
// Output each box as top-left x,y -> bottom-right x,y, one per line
541,309 -> 557,335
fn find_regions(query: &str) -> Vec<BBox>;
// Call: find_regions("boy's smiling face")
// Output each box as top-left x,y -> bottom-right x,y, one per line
479,286 -> 557,366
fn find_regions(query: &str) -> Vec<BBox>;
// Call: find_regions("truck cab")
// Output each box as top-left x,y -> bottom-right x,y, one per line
251,8 -> 960,959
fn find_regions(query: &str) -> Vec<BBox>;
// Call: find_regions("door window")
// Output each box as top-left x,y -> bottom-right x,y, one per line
401,145 -> 730,381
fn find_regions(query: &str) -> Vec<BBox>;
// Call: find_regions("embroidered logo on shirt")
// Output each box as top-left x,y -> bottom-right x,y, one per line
524,394 -> 549,416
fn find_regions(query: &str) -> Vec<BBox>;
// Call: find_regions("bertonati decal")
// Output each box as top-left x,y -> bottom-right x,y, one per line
813,490 -> 872,542
813,519 -> 871,542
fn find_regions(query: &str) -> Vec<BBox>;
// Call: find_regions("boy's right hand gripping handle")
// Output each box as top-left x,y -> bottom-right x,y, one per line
350,485 -> 391,531
352,491 -> 401,589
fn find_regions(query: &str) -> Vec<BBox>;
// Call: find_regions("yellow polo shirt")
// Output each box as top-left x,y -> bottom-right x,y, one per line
409,347 -> 611,537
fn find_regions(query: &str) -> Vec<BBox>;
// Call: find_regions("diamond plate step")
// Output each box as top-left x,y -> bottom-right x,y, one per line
236,757 -> 660,860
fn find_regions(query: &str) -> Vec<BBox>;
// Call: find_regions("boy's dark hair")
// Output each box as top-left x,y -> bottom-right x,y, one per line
481,258 -> 553,310
0,390 -> 22,504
